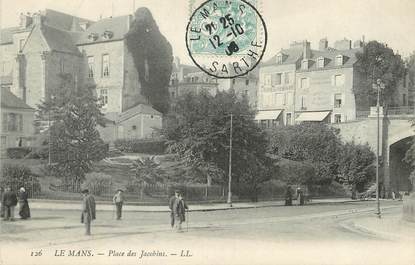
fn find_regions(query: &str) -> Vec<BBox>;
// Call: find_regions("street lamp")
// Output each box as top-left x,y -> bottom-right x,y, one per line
227,113 -> 233,207
372,78 -> 385,218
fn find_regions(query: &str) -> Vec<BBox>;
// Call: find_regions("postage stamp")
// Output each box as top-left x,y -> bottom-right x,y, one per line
186,0 -> 267,78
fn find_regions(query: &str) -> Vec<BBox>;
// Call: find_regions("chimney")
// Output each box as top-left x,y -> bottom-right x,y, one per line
303,40 -> 311,59
353,40 -> 363,48
32,12 -> 43,25
334,38 -> 351,50
319,38 -> 328,50
19,13 -> 33,29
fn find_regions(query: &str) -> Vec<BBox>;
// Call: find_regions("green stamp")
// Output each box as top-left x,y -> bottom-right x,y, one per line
186,0 -> 267,78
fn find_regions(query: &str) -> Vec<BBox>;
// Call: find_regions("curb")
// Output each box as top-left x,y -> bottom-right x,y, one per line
25,199 -> 365,213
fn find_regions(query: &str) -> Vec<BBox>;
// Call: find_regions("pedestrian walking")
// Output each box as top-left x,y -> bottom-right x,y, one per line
1,187 -> 17,221
112,189 -> 125,220
1,187 -> 7,218
175,193 -> 188,232
81,189 -> 96,236
168,190 -> 180,228
18,187 -> 31,219
285,186 -> 293,206
296,187 -> 305,206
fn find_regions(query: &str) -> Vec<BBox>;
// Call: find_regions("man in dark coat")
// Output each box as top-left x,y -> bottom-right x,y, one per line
175,193 -> 189,232
81,189 -> 96,235
168,190 -> 180,228
112,189 -> 125,220
285,186 -> 293,206
2,187 -> 18,221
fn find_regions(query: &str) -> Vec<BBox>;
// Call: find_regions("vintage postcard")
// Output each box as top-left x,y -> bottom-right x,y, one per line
0,0 -> 414,264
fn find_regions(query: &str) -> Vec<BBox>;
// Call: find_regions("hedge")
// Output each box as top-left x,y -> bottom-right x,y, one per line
114,139 -> 166,154
6,147 -> 32,159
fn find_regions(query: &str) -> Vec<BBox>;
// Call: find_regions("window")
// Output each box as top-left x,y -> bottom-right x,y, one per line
284,72 -> 290,84
334,93 -> 342,108
244,90 -> 248,96
264,74 -> 272,85
1,136 -> 6,148
274,93 -> 285,106
286,113 -> 292,125
99,89 -> 108,107
276,54 -> 283,64
262,94 -> 273,107
334,114 -> 342,123
300,78 -> 309,89
102,54 -> 110,77
171,91 -> 175,98
335,55 -> 343,66
301,60 -> 308,70
300,96 -> 307,109
403,94 -> 407,105
3,113 -> 23,132
245,79 -> 249,86
19,39 -> 25,51
272,73 -> 282,85
87,56 -> 94,78
287,92 -> 294,105
132,125 -> 137,130
317,57 -> 325,68
334,74 -> 345,86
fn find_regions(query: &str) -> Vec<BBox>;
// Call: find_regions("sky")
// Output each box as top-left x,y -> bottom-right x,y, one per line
1,0 -> 415,65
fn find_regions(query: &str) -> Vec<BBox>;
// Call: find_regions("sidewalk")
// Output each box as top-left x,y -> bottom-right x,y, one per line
24,197 -> 360,212
351,211 -> 415,241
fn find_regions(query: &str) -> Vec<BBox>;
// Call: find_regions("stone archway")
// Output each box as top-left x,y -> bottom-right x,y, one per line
389,136 -> 414,193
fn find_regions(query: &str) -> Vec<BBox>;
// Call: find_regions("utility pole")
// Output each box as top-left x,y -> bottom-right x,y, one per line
227,113 -> 233,207
376,80 -> 381,218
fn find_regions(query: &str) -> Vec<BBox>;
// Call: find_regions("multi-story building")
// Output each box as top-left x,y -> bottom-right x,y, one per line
169,57 -> 258,108
1,87 -> 36,152
257,38 -> 413,128
1,9 -> 162,142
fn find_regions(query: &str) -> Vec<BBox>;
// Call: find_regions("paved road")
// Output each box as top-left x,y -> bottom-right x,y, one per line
1,200 -> 414,265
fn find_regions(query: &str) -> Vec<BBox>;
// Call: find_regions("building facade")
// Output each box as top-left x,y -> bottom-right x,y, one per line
257,38 -> 413,128
1,88 -> 36,152
1,9 -> 160,142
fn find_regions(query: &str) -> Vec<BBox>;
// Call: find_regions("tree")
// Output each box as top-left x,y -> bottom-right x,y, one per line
355,41 -> 405,108
336,142 -> 375,193
268,123 -> 342,185
37,74 -> 107,188
125,7 -> 173,114
163,90 -> 271,199
131,156 -> 166,198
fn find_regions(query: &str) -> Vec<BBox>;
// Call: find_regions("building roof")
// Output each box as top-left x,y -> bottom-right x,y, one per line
104,104 -> 162,123
77,15 -> 131,45
40,24 -> 82,54
0,27 -> 21,44
262,46 -> 362,70
1,88 -> 34,110
1,9 -> 92,45
41,9 -> 93,31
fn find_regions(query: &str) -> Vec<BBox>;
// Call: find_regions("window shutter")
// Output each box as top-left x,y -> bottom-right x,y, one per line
331,75 -> 335,86
19,114 -> 23,132
2,113 -> 7,132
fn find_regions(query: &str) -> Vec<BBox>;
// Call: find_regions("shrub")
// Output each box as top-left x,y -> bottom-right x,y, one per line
83,172 -> 113,196
7,147 -> 32,159
0,164 -> 41,197
114,139 -> 166,154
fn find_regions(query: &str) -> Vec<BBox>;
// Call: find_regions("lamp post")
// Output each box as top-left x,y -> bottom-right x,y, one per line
373,78 -> 385,218
227,113 -> 233,207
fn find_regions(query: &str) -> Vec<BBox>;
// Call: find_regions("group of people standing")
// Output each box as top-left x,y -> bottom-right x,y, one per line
1,187 -> 31,221
80,189 -> 188,236
285,186 -> 306,206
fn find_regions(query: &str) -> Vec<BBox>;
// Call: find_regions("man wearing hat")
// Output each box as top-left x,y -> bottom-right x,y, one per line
112,189 -> 125,220
168,190 -> 180,228
81,189 -> 96,235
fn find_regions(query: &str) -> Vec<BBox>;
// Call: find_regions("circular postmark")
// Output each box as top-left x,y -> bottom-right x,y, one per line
186,0 -> 267,79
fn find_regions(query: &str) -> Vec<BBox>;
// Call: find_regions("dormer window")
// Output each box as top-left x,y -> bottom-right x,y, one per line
276,54 -> 283,64
335,55 -> 344,66
88,33 -> 98,41
301,59 -> 309,70
102,30 -> 114,40
317,57 -> 325,68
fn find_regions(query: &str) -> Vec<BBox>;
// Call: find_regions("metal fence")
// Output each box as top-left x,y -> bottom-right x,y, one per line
0,176 -> 41,199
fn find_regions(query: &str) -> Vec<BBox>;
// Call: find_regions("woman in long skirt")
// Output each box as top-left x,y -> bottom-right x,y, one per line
18,187 -> 31,219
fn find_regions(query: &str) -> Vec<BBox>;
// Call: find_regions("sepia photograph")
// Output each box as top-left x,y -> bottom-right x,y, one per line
0,0 -> 414,264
